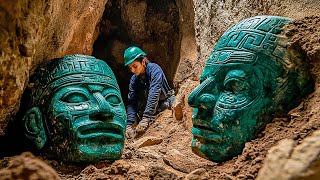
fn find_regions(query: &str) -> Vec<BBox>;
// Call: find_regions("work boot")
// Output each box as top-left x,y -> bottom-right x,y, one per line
136,117 -> 151,134
126,125 -> 135,139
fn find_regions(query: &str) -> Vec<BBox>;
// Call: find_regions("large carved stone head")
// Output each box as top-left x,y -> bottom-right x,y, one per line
23,54 -> 127,163
188,16 -> 314,162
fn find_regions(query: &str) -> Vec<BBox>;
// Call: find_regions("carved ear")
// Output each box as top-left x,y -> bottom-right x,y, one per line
23,107 -> 47,149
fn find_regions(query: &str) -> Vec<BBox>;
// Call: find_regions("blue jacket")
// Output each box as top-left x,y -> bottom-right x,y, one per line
127,63 -> 173,125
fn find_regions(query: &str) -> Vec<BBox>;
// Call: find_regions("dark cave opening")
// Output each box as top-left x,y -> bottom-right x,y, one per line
92,0 -> 181,104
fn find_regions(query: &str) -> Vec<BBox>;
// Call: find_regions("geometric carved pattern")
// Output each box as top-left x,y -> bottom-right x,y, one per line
31,54 -> 118,105
208,16 -> 292,66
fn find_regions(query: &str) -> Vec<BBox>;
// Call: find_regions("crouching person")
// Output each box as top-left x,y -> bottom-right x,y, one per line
124,46 -> 175,138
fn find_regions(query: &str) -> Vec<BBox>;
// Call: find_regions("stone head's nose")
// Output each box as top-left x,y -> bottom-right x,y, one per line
89,92 -> 115,119
188,77 -> 216,109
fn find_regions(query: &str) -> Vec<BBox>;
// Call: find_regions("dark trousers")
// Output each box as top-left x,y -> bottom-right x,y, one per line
136,91 -> 175,122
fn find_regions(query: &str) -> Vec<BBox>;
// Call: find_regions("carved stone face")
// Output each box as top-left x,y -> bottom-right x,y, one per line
188,16 -> 314,162
23,54 -> 127,163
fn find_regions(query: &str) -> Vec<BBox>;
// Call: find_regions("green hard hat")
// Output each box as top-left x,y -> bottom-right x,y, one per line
124,46 -> 147,66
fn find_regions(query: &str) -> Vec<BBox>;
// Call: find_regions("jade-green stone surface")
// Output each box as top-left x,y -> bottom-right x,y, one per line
188,16 -> 314,162
23,54 -> 127,163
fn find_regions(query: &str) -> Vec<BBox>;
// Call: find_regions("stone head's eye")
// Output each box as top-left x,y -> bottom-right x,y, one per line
224,79 -> 249,93
105,94 -> 121,105
61,92 -> 89,103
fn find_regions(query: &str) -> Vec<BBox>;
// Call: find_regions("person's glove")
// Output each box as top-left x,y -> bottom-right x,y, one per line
126,125 -> 135,139
136,117 -> 151,134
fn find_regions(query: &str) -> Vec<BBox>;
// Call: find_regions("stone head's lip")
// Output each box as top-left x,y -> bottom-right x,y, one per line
77,122 -> 124,139
192,118 -> 223,133
192,124 -> 222,141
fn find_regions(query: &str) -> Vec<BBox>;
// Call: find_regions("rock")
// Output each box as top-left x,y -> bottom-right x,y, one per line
257,130 -> 320,180
124,150 -> 133,159
132,136 -> 163,149
173,102 -> 184,121
80,165 -> 98,174
289,112 -> 301,120
256,139 -> 294,180
150,166 -> 179,180
284,130 -> 320,179
0,152 -> 60,179
177,79 -> 199,131
108,160 -> 130,175
185,168 -> 209,180
135,148 -> 162,160
224,173 -> 236,180
237,174 -> 247,179
126,163 -> 148,179
252,157 -> 263,165
163,149 -> 197,173
172,93 -> 184,121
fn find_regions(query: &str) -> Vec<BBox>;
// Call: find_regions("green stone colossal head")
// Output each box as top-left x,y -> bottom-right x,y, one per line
188,16 -> 314,162
23,54 -> 127,163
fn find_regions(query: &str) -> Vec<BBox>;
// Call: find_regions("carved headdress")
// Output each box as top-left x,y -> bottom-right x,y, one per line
30,54 -> 119,105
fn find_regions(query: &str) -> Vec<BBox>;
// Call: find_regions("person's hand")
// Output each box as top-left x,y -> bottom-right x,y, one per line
126,125 -> 135,139
136,117 -> 151,134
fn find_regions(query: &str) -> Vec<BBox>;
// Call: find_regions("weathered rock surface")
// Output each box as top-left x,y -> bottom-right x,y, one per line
185,168 -> 210,180
257,130 -> 320,180
256,139 -> 295,180
131,136 -> 163,149
174,79 -> 199,131
0,152 -> 59,180
163,149 -> 197,173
